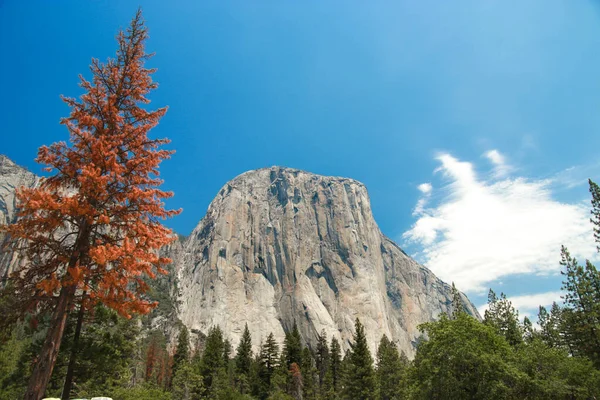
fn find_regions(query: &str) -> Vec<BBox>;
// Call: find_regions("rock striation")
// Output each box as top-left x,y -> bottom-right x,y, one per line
0,155 -> 39,281
173,167 -> 479,357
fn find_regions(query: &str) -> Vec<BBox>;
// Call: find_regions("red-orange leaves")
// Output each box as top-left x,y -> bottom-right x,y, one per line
4,9 -> 180,324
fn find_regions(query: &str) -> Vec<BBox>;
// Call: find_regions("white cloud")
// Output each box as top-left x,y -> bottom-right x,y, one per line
484,149 -> 512,177
403,152 -> 597,293
413,183 -> 433,216
477,290 -> 563,318
417,183 -> 432,194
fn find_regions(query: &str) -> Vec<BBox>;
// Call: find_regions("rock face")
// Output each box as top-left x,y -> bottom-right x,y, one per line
0,155 -> 39,280
174,167 -> 479,357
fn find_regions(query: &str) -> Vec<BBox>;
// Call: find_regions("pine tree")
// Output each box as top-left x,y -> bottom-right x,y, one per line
560,246 -> 600,366
484,289 -> 523,346
522,316 -> 534,344
235,323 -> 253,393
342,318 -> 376,400
171,361 -> 204,400
451,282 -> 464,319
201,326 -> 226,396
376,335 -> 404,400
328,336 -> 342,397
172,326 -> 190,380
284,322 -> 303,369
589,179 -> 600,250
315,329 -> 330,391
1,10 -> 179,399
255,333 -> 280,399
538,303 -> 565,349
302,348 -> 318,400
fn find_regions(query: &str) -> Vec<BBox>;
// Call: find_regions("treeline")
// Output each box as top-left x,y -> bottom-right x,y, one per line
2,292 -> 599,400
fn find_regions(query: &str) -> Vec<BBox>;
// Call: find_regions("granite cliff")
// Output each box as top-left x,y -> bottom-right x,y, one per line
0,155 -> 39,281
172,167 -> 478,357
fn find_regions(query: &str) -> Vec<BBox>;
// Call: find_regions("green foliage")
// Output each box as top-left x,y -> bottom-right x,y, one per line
302,347 -> 318,400
283,322 -> 303,369
410,313 -> 521,400
252,333 -> 280,399
201,326 -> 228,396
173,326 -> 190,379
342,318 -> 376,400
376,335 -> 406,400
450,282 -> 464,319
171,360 -> 204,400
589,179 -> 600,250
484,289 -> 523,346
235,323 -> 253,394
328,336 -> 342,398
315,330 -> 330,393
560,246 -> 600,366
515,338 -> 600,399
0,323 -> 29,399
538,302 -> 565,349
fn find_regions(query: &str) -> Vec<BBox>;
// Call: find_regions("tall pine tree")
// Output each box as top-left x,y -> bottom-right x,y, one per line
234,323 -> 253,394
172,326 -> 190,380
376,335 -> 405,400
342,318 -> 376,400
589,179 -> 600,250
560,246 -> 600,366
284,322 -> 303,369
1,10 -> 179,399
324,336 -> 342,399
484,289 -> 523,346
315,329 -> 330,391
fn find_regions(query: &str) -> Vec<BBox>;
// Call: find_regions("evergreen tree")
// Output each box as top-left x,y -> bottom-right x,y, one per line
342,318 -> 376,400
522,316 -> 534,344
484,289 -> 523,346
235,323 -> 253,393
315,329 -> 330,391
376,335 -> 404,400
284,322 -> 303,369
560,246 -> 600,366
171,361 -> 204,400
328,336 -> 342,397
172,326 -> 190,380
451,282 -> 464,319
589,179 -> 600,250
201,326 -> 227,396
255,333 -> 280,399
224,338 -> 232,362
271,352 -> 291,398
302,347 -> 318,400
538,303 -> 565,349
1,10 -> 180,399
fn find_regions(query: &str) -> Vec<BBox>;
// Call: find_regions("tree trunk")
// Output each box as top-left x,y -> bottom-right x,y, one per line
61,292 -> 86,400
24,283 -> 76,400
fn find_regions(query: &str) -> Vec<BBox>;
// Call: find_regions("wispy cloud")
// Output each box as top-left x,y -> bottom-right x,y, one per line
403,150 -> 597,293
413,183 -> 432,216
477,290 -> 563,318
484,149 -> 512,177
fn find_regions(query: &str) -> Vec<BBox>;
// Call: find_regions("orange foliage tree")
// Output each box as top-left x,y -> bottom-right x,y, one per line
1,10 -> 179,400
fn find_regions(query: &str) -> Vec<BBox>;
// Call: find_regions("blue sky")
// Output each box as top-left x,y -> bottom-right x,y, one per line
2,0 -> 600,314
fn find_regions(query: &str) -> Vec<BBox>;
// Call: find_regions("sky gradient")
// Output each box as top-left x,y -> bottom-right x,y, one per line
2,0 -> 600,314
